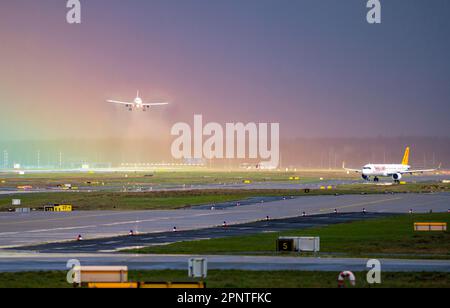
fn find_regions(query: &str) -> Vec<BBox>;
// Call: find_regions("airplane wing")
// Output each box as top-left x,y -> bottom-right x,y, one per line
107,100 -> 132,105
142,102 -> 169,107
401,164 -> 441,175
401,168 -> 439,175
344,168 -> 362,173
342,162 -> 361,173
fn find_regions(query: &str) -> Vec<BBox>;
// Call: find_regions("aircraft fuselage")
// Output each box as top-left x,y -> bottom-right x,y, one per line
362,164 -> 410,177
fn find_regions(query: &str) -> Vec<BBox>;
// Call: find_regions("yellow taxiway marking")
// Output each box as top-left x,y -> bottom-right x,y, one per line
319,196 -> 404,212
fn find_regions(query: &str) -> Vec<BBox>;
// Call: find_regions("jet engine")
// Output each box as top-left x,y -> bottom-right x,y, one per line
392,173 -> 402,181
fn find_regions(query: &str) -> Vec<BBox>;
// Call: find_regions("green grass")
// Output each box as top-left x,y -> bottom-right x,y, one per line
0,170 -> 446,190
0,189 -> 336,211
128,213 -> 450,259
1,182 -> 448,211
0,170 -> 351,187
0,270 -> 448,288
0,191 -> 270,211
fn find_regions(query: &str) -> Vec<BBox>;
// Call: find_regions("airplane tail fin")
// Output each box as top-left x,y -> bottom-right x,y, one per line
402,147 -> 410,165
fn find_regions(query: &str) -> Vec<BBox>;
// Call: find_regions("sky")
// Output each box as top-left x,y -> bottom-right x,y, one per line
0,0 -> 449,143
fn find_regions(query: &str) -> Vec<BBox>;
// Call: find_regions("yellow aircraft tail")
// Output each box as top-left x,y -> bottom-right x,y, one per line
402,147 -> 410,165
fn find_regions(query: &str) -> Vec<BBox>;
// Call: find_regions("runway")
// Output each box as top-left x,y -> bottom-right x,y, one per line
0,192 -> 449,249
14,212 -> 394,253
0,174 -> 447,195
0,252 -> 449,273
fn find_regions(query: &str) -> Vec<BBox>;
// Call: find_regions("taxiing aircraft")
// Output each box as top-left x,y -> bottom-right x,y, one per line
343,147 -> 440,183
107,91 -> 169,111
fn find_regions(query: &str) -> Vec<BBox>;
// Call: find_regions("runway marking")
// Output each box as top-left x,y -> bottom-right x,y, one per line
104,241 -> 121,245
0,194 -> 447,247
0,211 -> 156,226
27,225 -> 100,233
319,196 -> 404,212
0,210 -> 256,239
0,225 -> 100,236
0,206 -> 255,227
100,211 -> 252,227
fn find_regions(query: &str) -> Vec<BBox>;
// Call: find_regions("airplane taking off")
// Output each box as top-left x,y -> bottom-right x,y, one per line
107,91 -> 169,111
344,147 -> 440,183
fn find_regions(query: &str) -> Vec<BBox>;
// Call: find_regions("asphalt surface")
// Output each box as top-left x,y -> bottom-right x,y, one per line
1,192 -> 449,248
0,253 -> 449,273
14,212 -> 394,253
0,192 -> 449,274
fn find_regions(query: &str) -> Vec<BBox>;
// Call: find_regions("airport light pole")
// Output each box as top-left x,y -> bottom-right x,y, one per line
3,150 -> 8,169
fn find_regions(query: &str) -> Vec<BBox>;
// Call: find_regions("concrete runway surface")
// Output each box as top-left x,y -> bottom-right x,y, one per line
0,192 -> 449,249
0,252 -> 449,273
14,212 -> 394,253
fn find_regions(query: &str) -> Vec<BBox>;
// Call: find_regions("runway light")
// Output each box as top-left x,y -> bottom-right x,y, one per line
173,227 -> 177,232
302,212 -> 307,217
362,208 -> 367,214
129,230 -> 135,236
409,209 -> 414,214
334,209 -> 338,214
338,271 -> 356,288
223,221 -> 228,228
77,235 -> 83,241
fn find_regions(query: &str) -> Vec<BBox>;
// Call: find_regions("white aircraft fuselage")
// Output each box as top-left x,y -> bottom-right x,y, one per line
134,97 -> 143,108
344,147 -> 439,183
362,164 -> 410,179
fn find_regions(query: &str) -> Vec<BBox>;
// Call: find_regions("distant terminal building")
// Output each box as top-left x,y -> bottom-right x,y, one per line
257,162 -> 278,170
120,159 -> 205,169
